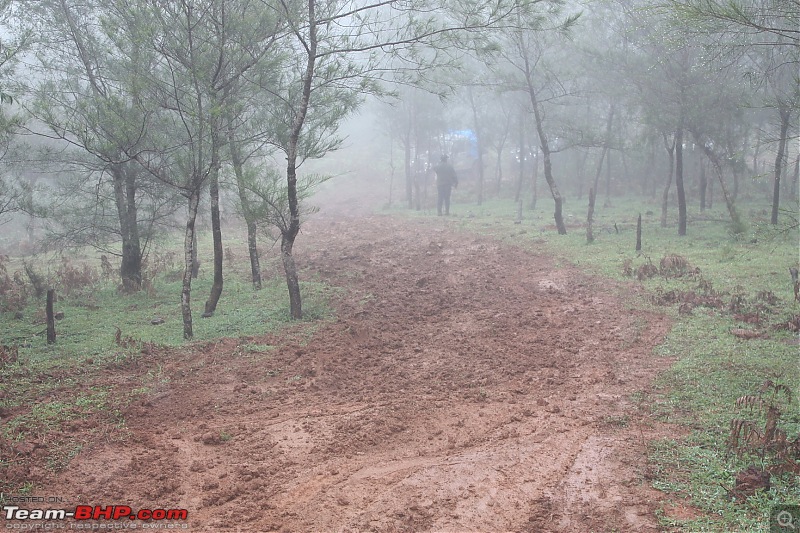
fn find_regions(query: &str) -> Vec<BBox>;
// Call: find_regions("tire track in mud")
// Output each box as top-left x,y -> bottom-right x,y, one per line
42,214 -> 673,532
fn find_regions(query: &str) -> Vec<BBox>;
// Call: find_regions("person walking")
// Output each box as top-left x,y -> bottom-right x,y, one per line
434,155 -> 458,216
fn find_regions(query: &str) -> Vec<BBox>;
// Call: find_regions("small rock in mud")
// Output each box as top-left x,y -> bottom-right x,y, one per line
189,460 -> 207,473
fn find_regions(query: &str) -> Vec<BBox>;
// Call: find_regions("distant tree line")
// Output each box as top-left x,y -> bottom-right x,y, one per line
0,0 -> 540,338
384,0 -> 798,238
0,0 -> 796,337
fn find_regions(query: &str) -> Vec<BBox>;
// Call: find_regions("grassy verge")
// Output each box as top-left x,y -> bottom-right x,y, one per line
0,230 -> 336,494
397,193 -> 799,532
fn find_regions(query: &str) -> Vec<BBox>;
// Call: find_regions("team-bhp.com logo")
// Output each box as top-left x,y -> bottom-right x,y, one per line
3,505 -> 189,528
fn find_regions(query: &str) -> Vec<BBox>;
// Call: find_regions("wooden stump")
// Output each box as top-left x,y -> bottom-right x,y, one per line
46,289 -> 56,344
636,213 -> 642,252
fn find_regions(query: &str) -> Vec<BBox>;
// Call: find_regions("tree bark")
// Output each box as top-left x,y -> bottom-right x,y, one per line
495,115 -> 510,196
708,167 -> 714,209
593,146 -> 607,204
281,232 -> 302,319
771,106 -> 791,225
182,190 -> 201,339
229,133 -> 262,289
515,114 -> 525,203
46,289 -> 56,344
526,91 -> 565,233
753,129 -> 761,177
529,143 -> 539,210
280,0 -> 319,320
697,139 -> 740,228
636,213 -> 642,252
586,187 -> 595,244
699,156 -> 707,211
413,131 -> 422,211
604,150 -> 613,207
404,124 -> 413,209
660,133 -> 675,228
204,170 -> 224,316
676,125 -> 687,236
246,220 -> 262,288
112,164 -> 143,292
388,132 -> 395,207
648,140 -> 658,199
204,104 -> 224,316
521,45 -> 565,234
593,105 -> 615,203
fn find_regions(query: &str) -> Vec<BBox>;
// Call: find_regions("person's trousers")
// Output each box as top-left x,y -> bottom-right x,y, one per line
437,186 -> 452,215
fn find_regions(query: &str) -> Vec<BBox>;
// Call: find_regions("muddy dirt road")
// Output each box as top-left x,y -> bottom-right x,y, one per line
42,213 -> 673,532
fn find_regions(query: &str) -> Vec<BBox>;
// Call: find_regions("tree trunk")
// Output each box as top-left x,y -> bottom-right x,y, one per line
527,91 -> 565,234
676,126 -> 687,236
413,170 -> 422,211
698,139 -> 740,228
753,129 -> 761,177
791,153 -> 799,199
593,105 -> 615,205
661,133 -> 675,228
283,174 -> 303,319
699,156 -> 707,211
515,114 -> 525,203
648,140 -> 658,199
112,164 -> 142,292
191,230 -> 200,279
520,46 -> 565,233
46,288 -> 56,344
495,121 -> 509,196
203,107 -> 224,316
592,145 -> 608,200
25,176 -> 37,244
229,133 -> 262,289
245,220 -> 262,289
182,190 -> 201,339
404,123 -> 413,209
281,232 -> 302,319
708,167 -> 714,209
413,126 -> 422,210
636,213 -> 642,252
388,133 -> 395,207
771,106 -> 791,225
529,144 -> 539,210
280,0 -> 318,320
495,148 -> 504,195
204,170 -> 224,316
586,187 -> 595,244
782,136 -> 792,197
621,149 -> 631,192
604,150 -> 613,207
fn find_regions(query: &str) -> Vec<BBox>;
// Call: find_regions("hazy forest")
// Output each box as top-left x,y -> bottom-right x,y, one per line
0,0 -> 798,531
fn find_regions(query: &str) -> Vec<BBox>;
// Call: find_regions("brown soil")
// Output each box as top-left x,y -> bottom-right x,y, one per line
33,213 -> 676,532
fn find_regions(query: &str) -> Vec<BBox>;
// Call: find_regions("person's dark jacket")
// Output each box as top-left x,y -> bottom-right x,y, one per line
434,162 -> 458,189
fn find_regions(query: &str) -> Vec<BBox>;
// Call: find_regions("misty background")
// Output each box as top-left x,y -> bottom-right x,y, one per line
0,0 -> 796,333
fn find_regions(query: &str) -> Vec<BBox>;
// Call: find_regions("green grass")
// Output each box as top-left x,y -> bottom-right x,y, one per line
0,229 -> 337,493
397,192 -> 800,532
2,233 -> 335,360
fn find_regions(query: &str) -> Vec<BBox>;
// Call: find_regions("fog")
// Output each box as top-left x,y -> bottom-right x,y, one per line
0,0 -> 796,318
